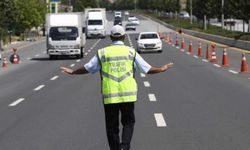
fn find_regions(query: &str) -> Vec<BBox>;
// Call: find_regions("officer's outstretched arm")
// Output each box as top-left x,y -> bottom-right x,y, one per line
60,66 -> 89,75
147,63 -> 173,74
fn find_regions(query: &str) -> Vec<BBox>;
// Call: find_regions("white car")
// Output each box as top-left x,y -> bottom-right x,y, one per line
128,16 -> 139,25
137,32 -> 162,53
124,11 -> 129,16
125,23 -> 136,31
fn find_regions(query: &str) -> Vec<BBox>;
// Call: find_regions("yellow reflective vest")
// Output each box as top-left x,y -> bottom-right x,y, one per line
97,45 -> 138,104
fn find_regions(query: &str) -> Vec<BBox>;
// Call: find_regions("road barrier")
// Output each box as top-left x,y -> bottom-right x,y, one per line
240,53 -> 249,73
175,33 -> 179,47
188,40 -> 193,54
197,42 -> 203,57
210,51 -> 217,63
222,48 -> 230,67
180,38 -> 185,51
9,48 -> 20,64
2,57 -> 8,68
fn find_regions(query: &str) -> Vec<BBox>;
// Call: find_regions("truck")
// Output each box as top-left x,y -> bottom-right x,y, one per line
85,8 -> 107,38
46,12 -> 86,59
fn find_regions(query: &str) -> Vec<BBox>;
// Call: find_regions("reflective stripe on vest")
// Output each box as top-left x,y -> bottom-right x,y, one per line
98,45 -> 138,104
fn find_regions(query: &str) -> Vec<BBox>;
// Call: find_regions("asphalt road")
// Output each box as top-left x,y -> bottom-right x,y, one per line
0,12 -> 250,150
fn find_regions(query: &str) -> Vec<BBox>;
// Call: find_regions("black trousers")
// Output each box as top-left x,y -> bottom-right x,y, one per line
104,102 -> 135,150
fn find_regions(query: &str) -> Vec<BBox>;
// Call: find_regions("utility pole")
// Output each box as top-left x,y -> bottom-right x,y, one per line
221,0 -> 224,29
190,0 -> 192,24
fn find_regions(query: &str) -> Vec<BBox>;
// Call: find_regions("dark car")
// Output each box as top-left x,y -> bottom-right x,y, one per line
114,17 -> 122,26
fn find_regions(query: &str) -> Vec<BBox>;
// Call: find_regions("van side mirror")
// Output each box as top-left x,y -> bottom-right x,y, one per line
135,38 -> 138,41
82,27 -> 86,33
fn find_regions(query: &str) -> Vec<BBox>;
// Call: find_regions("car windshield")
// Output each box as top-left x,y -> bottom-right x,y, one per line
126,24 -> 134,26
140,34 -> 158,39
49,27 -> 78,41
88,20 -> 103,25
131,18 -> 138,21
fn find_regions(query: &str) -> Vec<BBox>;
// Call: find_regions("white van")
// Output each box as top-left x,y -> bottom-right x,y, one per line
85,8 -> 106,38
114,11 -> 122,18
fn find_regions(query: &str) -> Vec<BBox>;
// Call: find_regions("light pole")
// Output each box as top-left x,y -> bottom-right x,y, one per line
221,0 -> 224,29
190,0 -> 192,24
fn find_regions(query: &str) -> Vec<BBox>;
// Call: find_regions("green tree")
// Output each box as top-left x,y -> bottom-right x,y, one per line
15,0 -> 46,37
0,0 -> 17,46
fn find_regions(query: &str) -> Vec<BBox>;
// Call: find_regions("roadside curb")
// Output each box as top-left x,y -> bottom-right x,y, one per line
1,37 -> 46,55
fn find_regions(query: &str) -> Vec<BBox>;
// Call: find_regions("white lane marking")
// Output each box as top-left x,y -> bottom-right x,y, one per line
50,75 -> 59,81
186,52 -> 191,55
9,98 -> 25,107
154,113 -> 167,127
202,59 -> 209,62
176,46 -> 180,49
35,54 -> 40,57
180,49 -> 185,52
127,34 -> 134,47
88,50 -> 91,52
229,70 -> 239,74
213,64 -> 221,68
84,52 -> 88,55
140,73 -> 146,77
193,55 -> 198,58
27,57 -> 31,60
148,94 -> 157,102
70,64 -> 75,67
34,85 -> 45,91
144,81 -> 151,87
76,59 -> 81,62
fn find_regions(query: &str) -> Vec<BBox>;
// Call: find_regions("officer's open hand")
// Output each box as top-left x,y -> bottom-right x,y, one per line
161,63 -> 174,72
60,67 -> 73,74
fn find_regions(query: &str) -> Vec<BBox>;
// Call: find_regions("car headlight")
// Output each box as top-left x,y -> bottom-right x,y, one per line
156,42 -> 162,46
138,43 -> 144,47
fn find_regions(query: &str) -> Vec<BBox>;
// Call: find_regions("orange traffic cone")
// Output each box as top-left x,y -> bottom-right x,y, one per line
180,38 -> 185,51
210,51 -> 217,63
2,57 -> 8,68
188,40 -> 193,54
240,53 -> 249,73
206,45 -> 211,60
222,48 -> 229,67
13,54 -> 19,64
197,42 -> 203,57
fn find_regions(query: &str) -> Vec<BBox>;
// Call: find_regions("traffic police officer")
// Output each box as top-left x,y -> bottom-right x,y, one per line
61,25 -> 173,150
